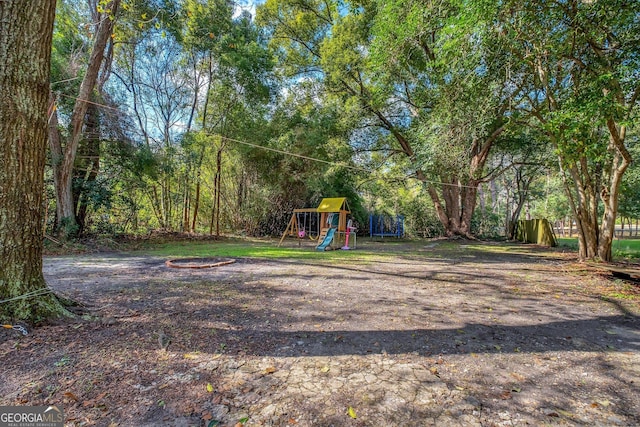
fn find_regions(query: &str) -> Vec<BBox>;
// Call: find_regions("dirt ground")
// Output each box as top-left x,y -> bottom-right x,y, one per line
1,239 -> 639,426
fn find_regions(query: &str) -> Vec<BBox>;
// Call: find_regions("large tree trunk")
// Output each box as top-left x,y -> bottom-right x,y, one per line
556,123 -> 630,261
420,129 -> 503,238
0,0 -> 68,322
425,178 -> 478,238
48,0 -> 120,237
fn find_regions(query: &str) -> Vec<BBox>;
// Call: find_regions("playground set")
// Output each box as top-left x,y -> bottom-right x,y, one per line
279,197 -> 357,251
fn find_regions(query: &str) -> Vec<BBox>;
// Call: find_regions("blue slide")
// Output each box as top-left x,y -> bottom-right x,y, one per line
316,228 -> 336,251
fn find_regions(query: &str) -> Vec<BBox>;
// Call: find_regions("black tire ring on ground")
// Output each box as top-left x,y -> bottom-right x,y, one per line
165,258 -> 237,269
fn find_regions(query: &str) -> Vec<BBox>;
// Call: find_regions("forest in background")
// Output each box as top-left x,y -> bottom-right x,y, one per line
46,0 -> 639,260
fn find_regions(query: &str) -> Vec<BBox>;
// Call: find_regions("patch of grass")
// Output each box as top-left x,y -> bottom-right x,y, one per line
612,238 -> 640,260
557,237 -> 579,250
604,292 -> 638,300
135,237 -> 571,264
558,237 -> 640,260
135,238 -> 389,262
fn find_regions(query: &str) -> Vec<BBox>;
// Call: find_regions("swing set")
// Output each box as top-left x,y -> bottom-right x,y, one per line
288,208 -> 321,241
279,198 -> 352,248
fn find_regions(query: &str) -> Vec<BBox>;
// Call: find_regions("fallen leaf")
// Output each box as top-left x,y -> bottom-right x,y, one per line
494,345 -> 502,351
597,399 -> 610,407
500,391 -> 512,400
547,412 -> 559,417
511,387 -> 521,393
64,391 -> 79,402
203,412 -> 213,420
455,386 -> 464,391
510,373 -> 525,381
347,406 -> 357,419
264,367 -> 277,374
288,418 -> 298,424
429,367 -> 439,376
206,383 -> 214,393
82,400 -> 94,407
320,366 -> 330,373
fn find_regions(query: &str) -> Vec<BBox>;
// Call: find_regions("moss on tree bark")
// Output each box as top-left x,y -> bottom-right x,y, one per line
0,0 -> 69,323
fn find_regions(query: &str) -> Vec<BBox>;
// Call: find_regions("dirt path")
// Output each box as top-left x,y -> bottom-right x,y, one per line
1,241 -> 639,426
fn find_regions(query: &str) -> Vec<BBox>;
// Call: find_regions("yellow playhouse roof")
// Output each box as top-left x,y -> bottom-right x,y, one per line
316,197 -> 349,212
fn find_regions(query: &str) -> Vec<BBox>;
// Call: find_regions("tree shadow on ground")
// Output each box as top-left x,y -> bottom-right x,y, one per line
38,251 -> 639,360
3,248 -> 637,426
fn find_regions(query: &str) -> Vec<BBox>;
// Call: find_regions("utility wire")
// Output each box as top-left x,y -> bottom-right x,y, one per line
56,93 -> 122,112
52,93 -> 483,190
213,133 -> 481,189
0,288 -> 53,305
51,76 -> 82,86
214,134 -> 371,173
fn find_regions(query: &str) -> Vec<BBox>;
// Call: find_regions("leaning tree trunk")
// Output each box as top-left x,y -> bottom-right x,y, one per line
0,0 -> 68,322
49,0 -> 120,237
74,102 -> 101,235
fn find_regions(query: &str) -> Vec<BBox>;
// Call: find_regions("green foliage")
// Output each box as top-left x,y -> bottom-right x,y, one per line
402,194 -> 445,238
619,138 -> 640,219
530,175 -> 570,222
257,0 -> 336,76
59,216 -> 80,238
471,207 -> 503,239
51,0 -> 89,115
44,0 -> 638,248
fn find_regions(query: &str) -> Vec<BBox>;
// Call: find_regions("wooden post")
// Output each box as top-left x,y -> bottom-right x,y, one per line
278,214 -> 295,247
